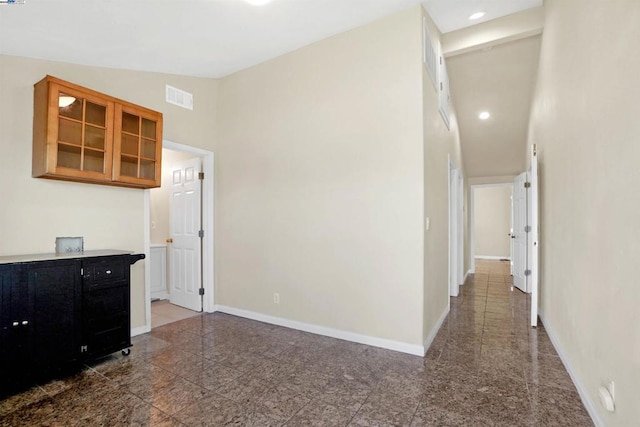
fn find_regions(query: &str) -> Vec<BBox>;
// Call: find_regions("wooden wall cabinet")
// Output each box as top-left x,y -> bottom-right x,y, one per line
33,75 -> 163,189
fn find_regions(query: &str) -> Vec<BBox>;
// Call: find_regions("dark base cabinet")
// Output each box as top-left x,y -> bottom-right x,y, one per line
0,251 -> 144,397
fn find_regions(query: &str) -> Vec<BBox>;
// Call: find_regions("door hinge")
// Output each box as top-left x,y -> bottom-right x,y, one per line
524,181 -> 531,188
524,269 -> 531,276
199,288 -> 205,296
524,225 -> 531,233
198,172 -> 204,180
198,230 -> 204,238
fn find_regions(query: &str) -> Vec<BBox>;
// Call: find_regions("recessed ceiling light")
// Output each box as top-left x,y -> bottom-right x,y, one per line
245,0 -> 272,5
479,111 -> 490,120
469,12 -> 485,20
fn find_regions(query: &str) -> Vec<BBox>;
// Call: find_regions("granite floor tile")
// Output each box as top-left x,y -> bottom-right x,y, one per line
354,389 -> 420,426
285,399 -> 353,426
529,384 -> 593,426
319,375 -> 372,415
0,385 -> 48,417
410,401 -> 495,426
145,376 -> 211,416
0,259 -> 592,426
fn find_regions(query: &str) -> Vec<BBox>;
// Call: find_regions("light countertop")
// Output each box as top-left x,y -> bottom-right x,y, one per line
0,249 -> 134,265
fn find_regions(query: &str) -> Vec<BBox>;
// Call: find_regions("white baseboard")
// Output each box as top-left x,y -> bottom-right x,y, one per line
475,255 -> 511,260
463,269 -> 472,284
423,305 -> 449,355
151,291 -> 169,301
214,305 -> 424,356
131,324 -> 151,337
538,312 -> 603,427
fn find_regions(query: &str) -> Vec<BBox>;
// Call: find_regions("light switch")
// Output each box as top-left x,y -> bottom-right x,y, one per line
425,217 -> 430,231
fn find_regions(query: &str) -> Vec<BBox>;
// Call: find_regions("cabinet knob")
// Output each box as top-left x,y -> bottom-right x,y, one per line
22,320 -> 29,326
12,321 -> 19,327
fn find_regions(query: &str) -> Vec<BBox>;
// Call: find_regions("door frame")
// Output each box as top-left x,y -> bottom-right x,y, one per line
448,157 -> 462,297
140,140 -> 214,335
528,144 -> 539,326
469,182 -> 513,274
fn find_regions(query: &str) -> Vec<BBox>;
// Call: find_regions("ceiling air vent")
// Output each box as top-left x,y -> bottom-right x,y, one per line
166,85 -> 193,110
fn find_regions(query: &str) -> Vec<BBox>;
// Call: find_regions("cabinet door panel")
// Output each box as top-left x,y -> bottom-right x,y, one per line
0,266 -> 17,367
0,266 -> 28,363
83,284 -> 130,357
28,260 -> 81,367
113,103 -> 162,187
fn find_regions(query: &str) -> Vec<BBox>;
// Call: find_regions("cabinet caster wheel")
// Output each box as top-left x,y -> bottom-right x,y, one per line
122,348 -> 131,356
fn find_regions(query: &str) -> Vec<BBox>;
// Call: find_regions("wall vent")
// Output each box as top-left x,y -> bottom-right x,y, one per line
423,17 -> 438,90
166,85 -> 193,110
438,44 -> 451,131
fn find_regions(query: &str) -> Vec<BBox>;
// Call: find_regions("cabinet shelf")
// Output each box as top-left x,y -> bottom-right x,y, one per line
33,75 -> 163,189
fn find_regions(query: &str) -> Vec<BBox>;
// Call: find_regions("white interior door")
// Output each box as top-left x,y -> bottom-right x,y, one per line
510,190 -> 515,275
529,145 -> 539,327
512,172 -> 528,293
169,157 -> 202,312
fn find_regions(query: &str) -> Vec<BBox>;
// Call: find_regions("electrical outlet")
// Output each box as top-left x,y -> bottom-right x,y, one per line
598,378 -> 616,412
273,293 -> 280,304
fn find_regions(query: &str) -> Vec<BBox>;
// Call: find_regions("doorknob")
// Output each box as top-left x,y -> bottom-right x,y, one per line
166,238 -> 173,243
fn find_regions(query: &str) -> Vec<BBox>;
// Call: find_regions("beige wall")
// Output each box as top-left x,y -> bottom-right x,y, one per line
0,55 -> 218,329
527,0 -> 640,425
421,9 -> 465,343
474,186 -> 511,258
216,6 -> 425,346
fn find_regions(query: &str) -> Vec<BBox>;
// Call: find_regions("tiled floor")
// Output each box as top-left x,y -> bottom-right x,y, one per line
0,260 -> 592,426
152,300 -> 201,329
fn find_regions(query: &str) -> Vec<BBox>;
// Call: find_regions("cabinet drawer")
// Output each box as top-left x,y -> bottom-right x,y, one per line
83,258 -> 126,288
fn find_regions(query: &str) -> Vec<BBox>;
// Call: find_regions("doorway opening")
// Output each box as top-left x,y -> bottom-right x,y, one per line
469,183 -> 514,275
142,140 -> 214,332
468,144 -> 539,328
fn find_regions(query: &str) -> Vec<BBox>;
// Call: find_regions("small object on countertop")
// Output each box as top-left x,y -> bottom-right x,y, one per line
55,236 -> 83,253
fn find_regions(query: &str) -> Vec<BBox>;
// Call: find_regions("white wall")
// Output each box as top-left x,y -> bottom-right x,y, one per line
216,6 -> 426,347
527,1 -> 640,425
474,186 -> 511,258
0,55 -> 218,329
421,9 -> 465,344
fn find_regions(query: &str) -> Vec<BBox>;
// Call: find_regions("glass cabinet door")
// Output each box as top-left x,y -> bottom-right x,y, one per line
52,84 -> 113,180
113,105 -> 162,187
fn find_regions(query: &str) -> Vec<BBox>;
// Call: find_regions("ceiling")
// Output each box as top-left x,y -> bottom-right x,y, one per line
0,0 -> 542,179
447,35 -> 542,178
0,0 -> 540,78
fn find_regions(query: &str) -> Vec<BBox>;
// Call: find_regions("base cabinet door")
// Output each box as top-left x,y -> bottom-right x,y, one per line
0,265 -> 25,393
81,255 -> 131,359
82,284 -> 130,358
27,260 -> 81,369
0,261 -> 80,394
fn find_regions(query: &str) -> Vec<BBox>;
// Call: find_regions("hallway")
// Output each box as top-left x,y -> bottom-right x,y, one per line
0,260 -> 592,426
427,259 -> 593,425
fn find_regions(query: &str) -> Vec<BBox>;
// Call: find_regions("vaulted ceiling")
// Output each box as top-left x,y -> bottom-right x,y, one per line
0,0 -> 543,178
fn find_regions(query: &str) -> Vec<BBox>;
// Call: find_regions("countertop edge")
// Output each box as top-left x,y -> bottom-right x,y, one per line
0,250 -> 135,265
